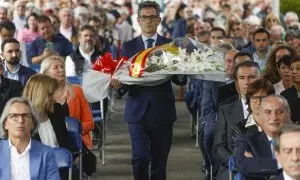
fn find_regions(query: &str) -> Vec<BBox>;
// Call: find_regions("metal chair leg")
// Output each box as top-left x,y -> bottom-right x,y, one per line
196,110 -> 199,147
100,100 -> 105,165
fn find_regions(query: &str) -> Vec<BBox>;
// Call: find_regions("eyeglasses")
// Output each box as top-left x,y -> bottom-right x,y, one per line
250,96 -> 267,103
288,25 -> 299,31
139,15 -> 159,21
267,19 -> 278,23
7,113 -> 33,122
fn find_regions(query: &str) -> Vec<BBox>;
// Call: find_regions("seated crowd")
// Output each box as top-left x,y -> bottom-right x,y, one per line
0,0 -> 300,180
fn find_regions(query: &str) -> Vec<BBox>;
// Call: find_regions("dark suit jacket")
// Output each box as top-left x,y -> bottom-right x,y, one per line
18,65 -> 36,87
0,77 -> 22,114
201,80 -> 225,126
270,172 -> 284,180
234,132 -> 279,180
33,103 -> 75,152
120,35 -> 185,125
213,99 -> 245,180
217,82 -> 238,105
281,86 -> 300,124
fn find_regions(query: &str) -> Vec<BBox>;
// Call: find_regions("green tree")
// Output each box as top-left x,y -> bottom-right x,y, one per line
280,0 -> 300,16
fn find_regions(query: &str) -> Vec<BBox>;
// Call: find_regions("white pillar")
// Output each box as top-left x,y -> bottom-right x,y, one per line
272,0 -> 280,17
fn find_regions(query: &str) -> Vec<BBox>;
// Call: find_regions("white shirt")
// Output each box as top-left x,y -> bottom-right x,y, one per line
59,26 -> 72,42
38,119 -> 59,148
283,171 -> 296,180
253,51 -> 269,71
13,16 -> 26,33
245,114 -> 262,131
9,139 -> 31,180
65,47 -> 95,76
241,98 -> 249,119
273,80 -> 285,95
141,34 -> 158,49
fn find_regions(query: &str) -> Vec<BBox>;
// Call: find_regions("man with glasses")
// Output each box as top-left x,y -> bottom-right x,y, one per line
113,1 -> 186,180
12,0 -> 27,33
0,97 -> 60,179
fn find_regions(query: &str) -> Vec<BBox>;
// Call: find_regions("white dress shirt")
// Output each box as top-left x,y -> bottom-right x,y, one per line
38,119 -> 59,148
59,26 -> 72,42
273,80 -> 285,95
65,47 -> 95,77
283,171 -> 295,180
241,98 -> 249,119
9,139 -> 31,180
141,34 -> 158,49
245,114 -> 262,131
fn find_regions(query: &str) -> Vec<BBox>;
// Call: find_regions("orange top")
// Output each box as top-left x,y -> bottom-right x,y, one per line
67,84 -> 94,149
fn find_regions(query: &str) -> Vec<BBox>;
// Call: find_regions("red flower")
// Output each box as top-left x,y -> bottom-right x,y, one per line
93,53 -> 128,75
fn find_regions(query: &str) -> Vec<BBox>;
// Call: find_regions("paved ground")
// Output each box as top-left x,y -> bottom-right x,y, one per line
91,87 -> 206,180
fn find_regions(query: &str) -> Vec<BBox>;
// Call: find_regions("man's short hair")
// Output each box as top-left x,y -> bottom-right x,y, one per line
291,55 -> 300,64
284,12 -> 299,22
275,124 -> 300,152
78,25 -> 96,36
0,6 -> 7,14
59,8 -> 73,17
253,28 -> 270,39
37,15 -> 51,24
1,38 -> 19,52
0,20 -> 16,33
138,1 -> 160,17
210,27 -> 225,37
233,51 -> 253,65
260,95 -> 291,114
233,60 -> 260,80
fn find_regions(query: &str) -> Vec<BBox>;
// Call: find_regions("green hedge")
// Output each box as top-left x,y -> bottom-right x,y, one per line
280,0 -> 300,16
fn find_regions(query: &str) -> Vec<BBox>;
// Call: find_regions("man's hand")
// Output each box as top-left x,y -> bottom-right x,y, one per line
244,151 -> 254,158
110,79 -> 122,89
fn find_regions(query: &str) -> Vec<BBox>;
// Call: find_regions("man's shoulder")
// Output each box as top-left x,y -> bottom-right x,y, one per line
123,36 -> 141,46
5,77 -> 22,87
31,140 -> 53,153
54,34 -> 71,44
20,65 -> 37,75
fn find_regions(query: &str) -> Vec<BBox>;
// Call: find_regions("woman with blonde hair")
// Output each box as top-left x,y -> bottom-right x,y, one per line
23,74 -> 74,152
40,55 -> 94,149
264,13 -> 280,31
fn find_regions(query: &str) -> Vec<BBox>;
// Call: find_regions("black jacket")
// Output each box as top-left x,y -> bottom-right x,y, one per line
281,86 -> 300,124
0,76 -> 22,115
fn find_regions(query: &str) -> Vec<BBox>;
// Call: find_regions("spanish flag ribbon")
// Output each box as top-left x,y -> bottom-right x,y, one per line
129,44 -> 179,78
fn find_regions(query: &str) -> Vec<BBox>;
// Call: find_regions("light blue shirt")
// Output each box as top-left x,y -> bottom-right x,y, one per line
4,62 -> 20,81
141,34 -> 158,49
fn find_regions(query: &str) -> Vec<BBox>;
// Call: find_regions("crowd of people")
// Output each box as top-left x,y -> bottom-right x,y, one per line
0,0 -> 299,180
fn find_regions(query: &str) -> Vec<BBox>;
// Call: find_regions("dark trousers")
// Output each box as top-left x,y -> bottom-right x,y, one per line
203,121 -> 217,173
128,104 -> 173,180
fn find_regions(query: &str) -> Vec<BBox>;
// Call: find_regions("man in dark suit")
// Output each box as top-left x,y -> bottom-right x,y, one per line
281,56 -> 300,124
201,46 -> 238,179
1,38 -> 36,87
112,2 -> 185,180
217,51 -> 253,105
273,124 -> 300,180
213,61 -> 261,180
0,60 -> 22,114
234,95 -> 291,179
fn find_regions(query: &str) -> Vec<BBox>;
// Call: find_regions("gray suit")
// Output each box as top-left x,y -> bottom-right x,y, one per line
213,99 -> 245,180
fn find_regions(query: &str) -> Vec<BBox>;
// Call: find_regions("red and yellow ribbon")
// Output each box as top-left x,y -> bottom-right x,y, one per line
129,44 -> 178,78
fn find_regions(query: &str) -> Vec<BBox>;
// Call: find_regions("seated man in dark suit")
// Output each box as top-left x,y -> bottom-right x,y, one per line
1,38 -> 36,87
217,51 -> 253,105
111,1 -> 185,180
234,95 -> 291,179
273,124 -> 300,180
28,15 -> 73,64
281,55 -> 300,124
201,45 -> 238,179
0,60 -> 22,114
0,97 -> 60,179
213,61 -> 261,180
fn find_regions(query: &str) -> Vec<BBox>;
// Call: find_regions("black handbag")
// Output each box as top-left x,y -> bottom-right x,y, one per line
82,146 -> 97,176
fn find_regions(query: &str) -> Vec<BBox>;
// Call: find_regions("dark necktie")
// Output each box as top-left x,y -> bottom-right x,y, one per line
146,38 -> 155,48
